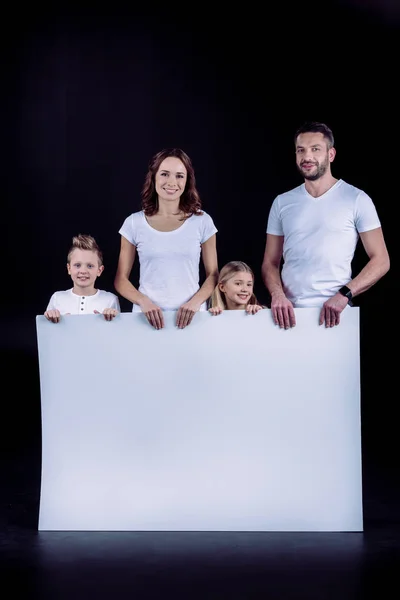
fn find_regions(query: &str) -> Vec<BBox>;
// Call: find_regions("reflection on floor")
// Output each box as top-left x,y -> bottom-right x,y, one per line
1,447 -> 398,600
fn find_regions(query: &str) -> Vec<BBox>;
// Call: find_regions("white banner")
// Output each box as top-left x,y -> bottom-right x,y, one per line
36,308 -> 362,531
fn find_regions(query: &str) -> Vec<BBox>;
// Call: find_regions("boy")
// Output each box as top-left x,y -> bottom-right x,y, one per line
45,234 -> 120,323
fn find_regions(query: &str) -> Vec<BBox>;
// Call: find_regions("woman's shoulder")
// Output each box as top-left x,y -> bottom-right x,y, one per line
120,210 -> 144,230
188,209 -> 215,223
124,209 -> 144,221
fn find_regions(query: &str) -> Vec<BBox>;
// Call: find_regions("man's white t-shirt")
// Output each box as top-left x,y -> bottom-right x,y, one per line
266,179 -> 381,307
46,289 -> 120,314
119,210 -> 218,311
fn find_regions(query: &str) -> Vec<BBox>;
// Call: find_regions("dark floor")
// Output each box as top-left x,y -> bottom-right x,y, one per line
1,314 -> 399,599
1,444 -> 399,600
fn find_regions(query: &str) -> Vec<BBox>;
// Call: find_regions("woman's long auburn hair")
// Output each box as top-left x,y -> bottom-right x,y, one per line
141,148 -> 202,218
209,261 -> 260,309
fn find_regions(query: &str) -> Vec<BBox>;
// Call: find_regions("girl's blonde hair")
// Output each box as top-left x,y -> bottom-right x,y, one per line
210,261 -> 259,309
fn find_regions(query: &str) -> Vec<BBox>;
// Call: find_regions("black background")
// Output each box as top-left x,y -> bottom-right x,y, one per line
1,1 -> 399,598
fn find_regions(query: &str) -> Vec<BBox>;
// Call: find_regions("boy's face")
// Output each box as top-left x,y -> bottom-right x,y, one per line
67,249 -> 104,290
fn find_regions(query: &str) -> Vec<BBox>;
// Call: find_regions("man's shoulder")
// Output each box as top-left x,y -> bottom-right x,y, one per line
275,183 -> 305,202
337,179 -> 363,194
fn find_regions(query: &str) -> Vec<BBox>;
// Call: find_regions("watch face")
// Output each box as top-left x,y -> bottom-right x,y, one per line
340,286 -> 352,299
345,288 -> 352,298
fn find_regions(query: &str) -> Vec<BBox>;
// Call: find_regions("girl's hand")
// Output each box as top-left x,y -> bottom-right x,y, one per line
246,304 -> 263,315
208,307 -> 223,316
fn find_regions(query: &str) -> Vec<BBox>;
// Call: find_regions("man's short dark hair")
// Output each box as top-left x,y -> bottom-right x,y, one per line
294,122 -> 334,148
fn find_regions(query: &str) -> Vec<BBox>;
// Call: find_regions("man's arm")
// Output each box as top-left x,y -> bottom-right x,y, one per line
348,227 -> 390,297
320,227 -> 390,327
261,234 -> 285,297
261,234 -> 296,328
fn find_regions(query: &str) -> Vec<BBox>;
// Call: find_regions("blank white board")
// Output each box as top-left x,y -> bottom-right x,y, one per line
36,308 -> 362,531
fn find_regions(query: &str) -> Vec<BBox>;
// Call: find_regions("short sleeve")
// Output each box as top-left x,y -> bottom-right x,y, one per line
200,212 -> 218,243
46,293 -> 57,312
111,295 -> 121,311
119,214 -> 137,246
355,191 -> 381,233
266,196 -> 283,236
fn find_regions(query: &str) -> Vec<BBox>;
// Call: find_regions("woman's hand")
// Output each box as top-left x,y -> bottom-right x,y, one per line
138,297 -> 165,329
176,299 -> 202,329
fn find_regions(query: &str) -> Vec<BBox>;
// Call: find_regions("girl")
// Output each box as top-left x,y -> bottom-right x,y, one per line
209,261 -> 263,315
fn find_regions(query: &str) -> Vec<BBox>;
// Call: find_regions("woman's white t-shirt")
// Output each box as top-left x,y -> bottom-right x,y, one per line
119,210 -> 217,311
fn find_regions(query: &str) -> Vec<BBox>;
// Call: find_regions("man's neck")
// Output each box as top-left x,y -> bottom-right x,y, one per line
304,175 -> 338,198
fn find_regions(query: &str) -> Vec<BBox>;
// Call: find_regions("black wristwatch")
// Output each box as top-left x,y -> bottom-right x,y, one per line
338,285 -> 353,301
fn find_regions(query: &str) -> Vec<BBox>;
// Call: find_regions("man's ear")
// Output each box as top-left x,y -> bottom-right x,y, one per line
329,147 -> 336,163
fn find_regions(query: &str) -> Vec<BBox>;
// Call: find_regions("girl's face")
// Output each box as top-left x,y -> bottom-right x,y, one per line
155,156 -> 187,203
219,271 -> 254,310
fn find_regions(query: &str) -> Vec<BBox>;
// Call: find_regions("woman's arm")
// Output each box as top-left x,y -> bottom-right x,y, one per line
114,236 -> 164,329
176,234 -> 219,328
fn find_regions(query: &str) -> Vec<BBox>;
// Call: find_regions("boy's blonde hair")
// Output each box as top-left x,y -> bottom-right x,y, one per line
67,234 -> 103,266
210,261 -> 259,309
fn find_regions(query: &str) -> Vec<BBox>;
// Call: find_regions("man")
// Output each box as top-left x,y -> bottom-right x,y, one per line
261,121 -> 390,328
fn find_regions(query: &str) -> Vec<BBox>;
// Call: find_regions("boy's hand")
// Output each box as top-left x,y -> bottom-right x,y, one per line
44,309 -> 61,323
94,309 -> 118,321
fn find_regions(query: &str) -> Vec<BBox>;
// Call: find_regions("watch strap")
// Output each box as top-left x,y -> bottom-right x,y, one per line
338,285 -> 353,301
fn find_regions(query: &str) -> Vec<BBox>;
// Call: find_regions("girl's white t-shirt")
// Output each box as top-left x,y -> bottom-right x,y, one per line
119,210 -> 217,311
46,289 -> 120,314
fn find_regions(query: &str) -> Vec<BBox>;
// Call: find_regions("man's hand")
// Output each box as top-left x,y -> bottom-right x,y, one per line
319,294 -> 349,327
270,293 -> 296,329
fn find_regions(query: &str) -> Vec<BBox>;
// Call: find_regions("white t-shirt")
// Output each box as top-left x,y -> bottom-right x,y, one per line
46,289 -> 120,314
266,179 -> 381,307
119,210 -> 218,311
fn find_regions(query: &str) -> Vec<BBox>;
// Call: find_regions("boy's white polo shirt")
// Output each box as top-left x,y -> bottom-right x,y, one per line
46,289 -> 120,315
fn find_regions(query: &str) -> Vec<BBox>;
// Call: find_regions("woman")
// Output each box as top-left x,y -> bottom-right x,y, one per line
114,148 -> 218,329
